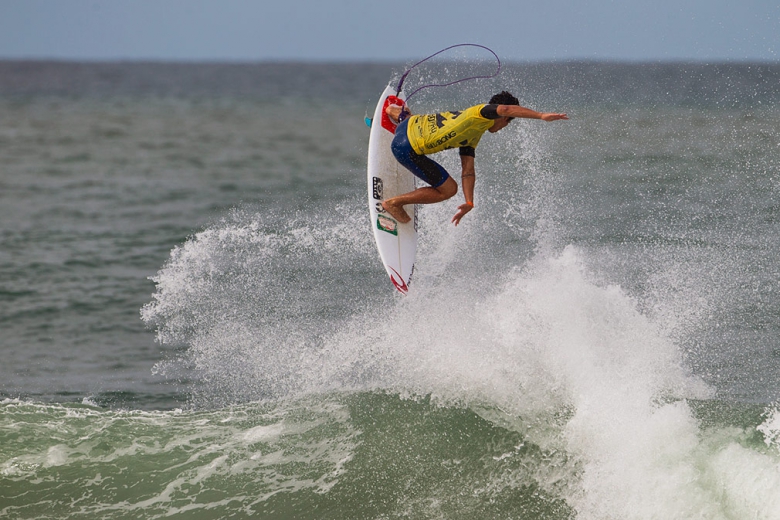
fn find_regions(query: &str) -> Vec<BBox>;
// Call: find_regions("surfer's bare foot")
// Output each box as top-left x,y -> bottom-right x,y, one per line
382,200 -> 411,223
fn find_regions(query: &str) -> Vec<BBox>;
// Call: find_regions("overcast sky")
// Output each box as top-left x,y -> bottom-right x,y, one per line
1,0 -> 779,63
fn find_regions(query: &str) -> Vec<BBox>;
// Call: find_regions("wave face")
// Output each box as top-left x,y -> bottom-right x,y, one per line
3,385 -> 779,518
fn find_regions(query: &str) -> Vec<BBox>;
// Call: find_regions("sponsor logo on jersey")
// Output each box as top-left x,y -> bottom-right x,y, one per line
426,131 -> 457,150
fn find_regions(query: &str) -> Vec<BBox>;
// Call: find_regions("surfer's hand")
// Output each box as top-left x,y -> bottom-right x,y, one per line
541,113 -> 569,121
451,203 -> 473,226
386,104 -> 409,124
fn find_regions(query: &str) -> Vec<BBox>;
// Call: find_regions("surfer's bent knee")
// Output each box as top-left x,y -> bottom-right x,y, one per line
438,178 -> 458,199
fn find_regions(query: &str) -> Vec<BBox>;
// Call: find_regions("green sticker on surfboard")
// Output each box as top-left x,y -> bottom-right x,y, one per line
376,215 -> 398,235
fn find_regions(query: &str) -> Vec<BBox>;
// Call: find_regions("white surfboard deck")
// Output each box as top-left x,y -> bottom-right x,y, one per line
367,85 -> 417,294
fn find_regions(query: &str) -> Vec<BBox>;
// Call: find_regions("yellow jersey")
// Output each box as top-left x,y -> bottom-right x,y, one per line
405,104 -> 496,156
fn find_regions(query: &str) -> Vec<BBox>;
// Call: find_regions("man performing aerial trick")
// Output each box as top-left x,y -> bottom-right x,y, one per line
383,91 -> 568,226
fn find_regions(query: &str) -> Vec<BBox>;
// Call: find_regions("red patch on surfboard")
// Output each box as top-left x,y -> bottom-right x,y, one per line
381,95 -> 405,134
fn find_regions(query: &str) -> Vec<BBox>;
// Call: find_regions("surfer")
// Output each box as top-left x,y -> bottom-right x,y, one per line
382,91 -> 568,226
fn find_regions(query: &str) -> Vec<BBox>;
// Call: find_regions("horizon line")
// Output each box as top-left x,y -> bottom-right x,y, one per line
1,56 -> 779,67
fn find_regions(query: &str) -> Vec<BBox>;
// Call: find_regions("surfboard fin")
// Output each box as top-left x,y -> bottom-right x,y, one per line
365,117 -> 373,128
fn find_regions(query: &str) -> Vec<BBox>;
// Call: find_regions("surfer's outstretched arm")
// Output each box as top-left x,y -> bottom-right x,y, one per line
497,105 -> 568,121
452,155 -> 475,226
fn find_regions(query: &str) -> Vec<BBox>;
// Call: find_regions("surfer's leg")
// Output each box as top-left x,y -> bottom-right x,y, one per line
382,169 -> 457,223
382,178 -> 457,221
386,123 -> 455,223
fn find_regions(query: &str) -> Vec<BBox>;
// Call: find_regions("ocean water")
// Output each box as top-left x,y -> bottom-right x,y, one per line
1,60 -> 780,519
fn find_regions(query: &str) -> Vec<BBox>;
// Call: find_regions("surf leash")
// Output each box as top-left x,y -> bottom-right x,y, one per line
395,43 -> 501,101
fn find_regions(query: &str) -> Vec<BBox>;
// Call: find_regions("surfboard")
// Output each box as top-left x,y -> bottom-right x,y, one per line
367,85 -> 417,294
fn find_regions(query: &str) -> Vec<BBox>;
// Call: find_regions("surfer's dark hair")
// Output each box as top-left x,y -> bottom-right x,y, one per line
489,91 -> 519,106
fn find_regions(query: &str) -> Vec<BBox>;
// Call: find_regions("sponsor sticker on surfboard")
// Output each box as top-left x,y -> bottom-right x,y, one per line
377,215 -> 398,235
